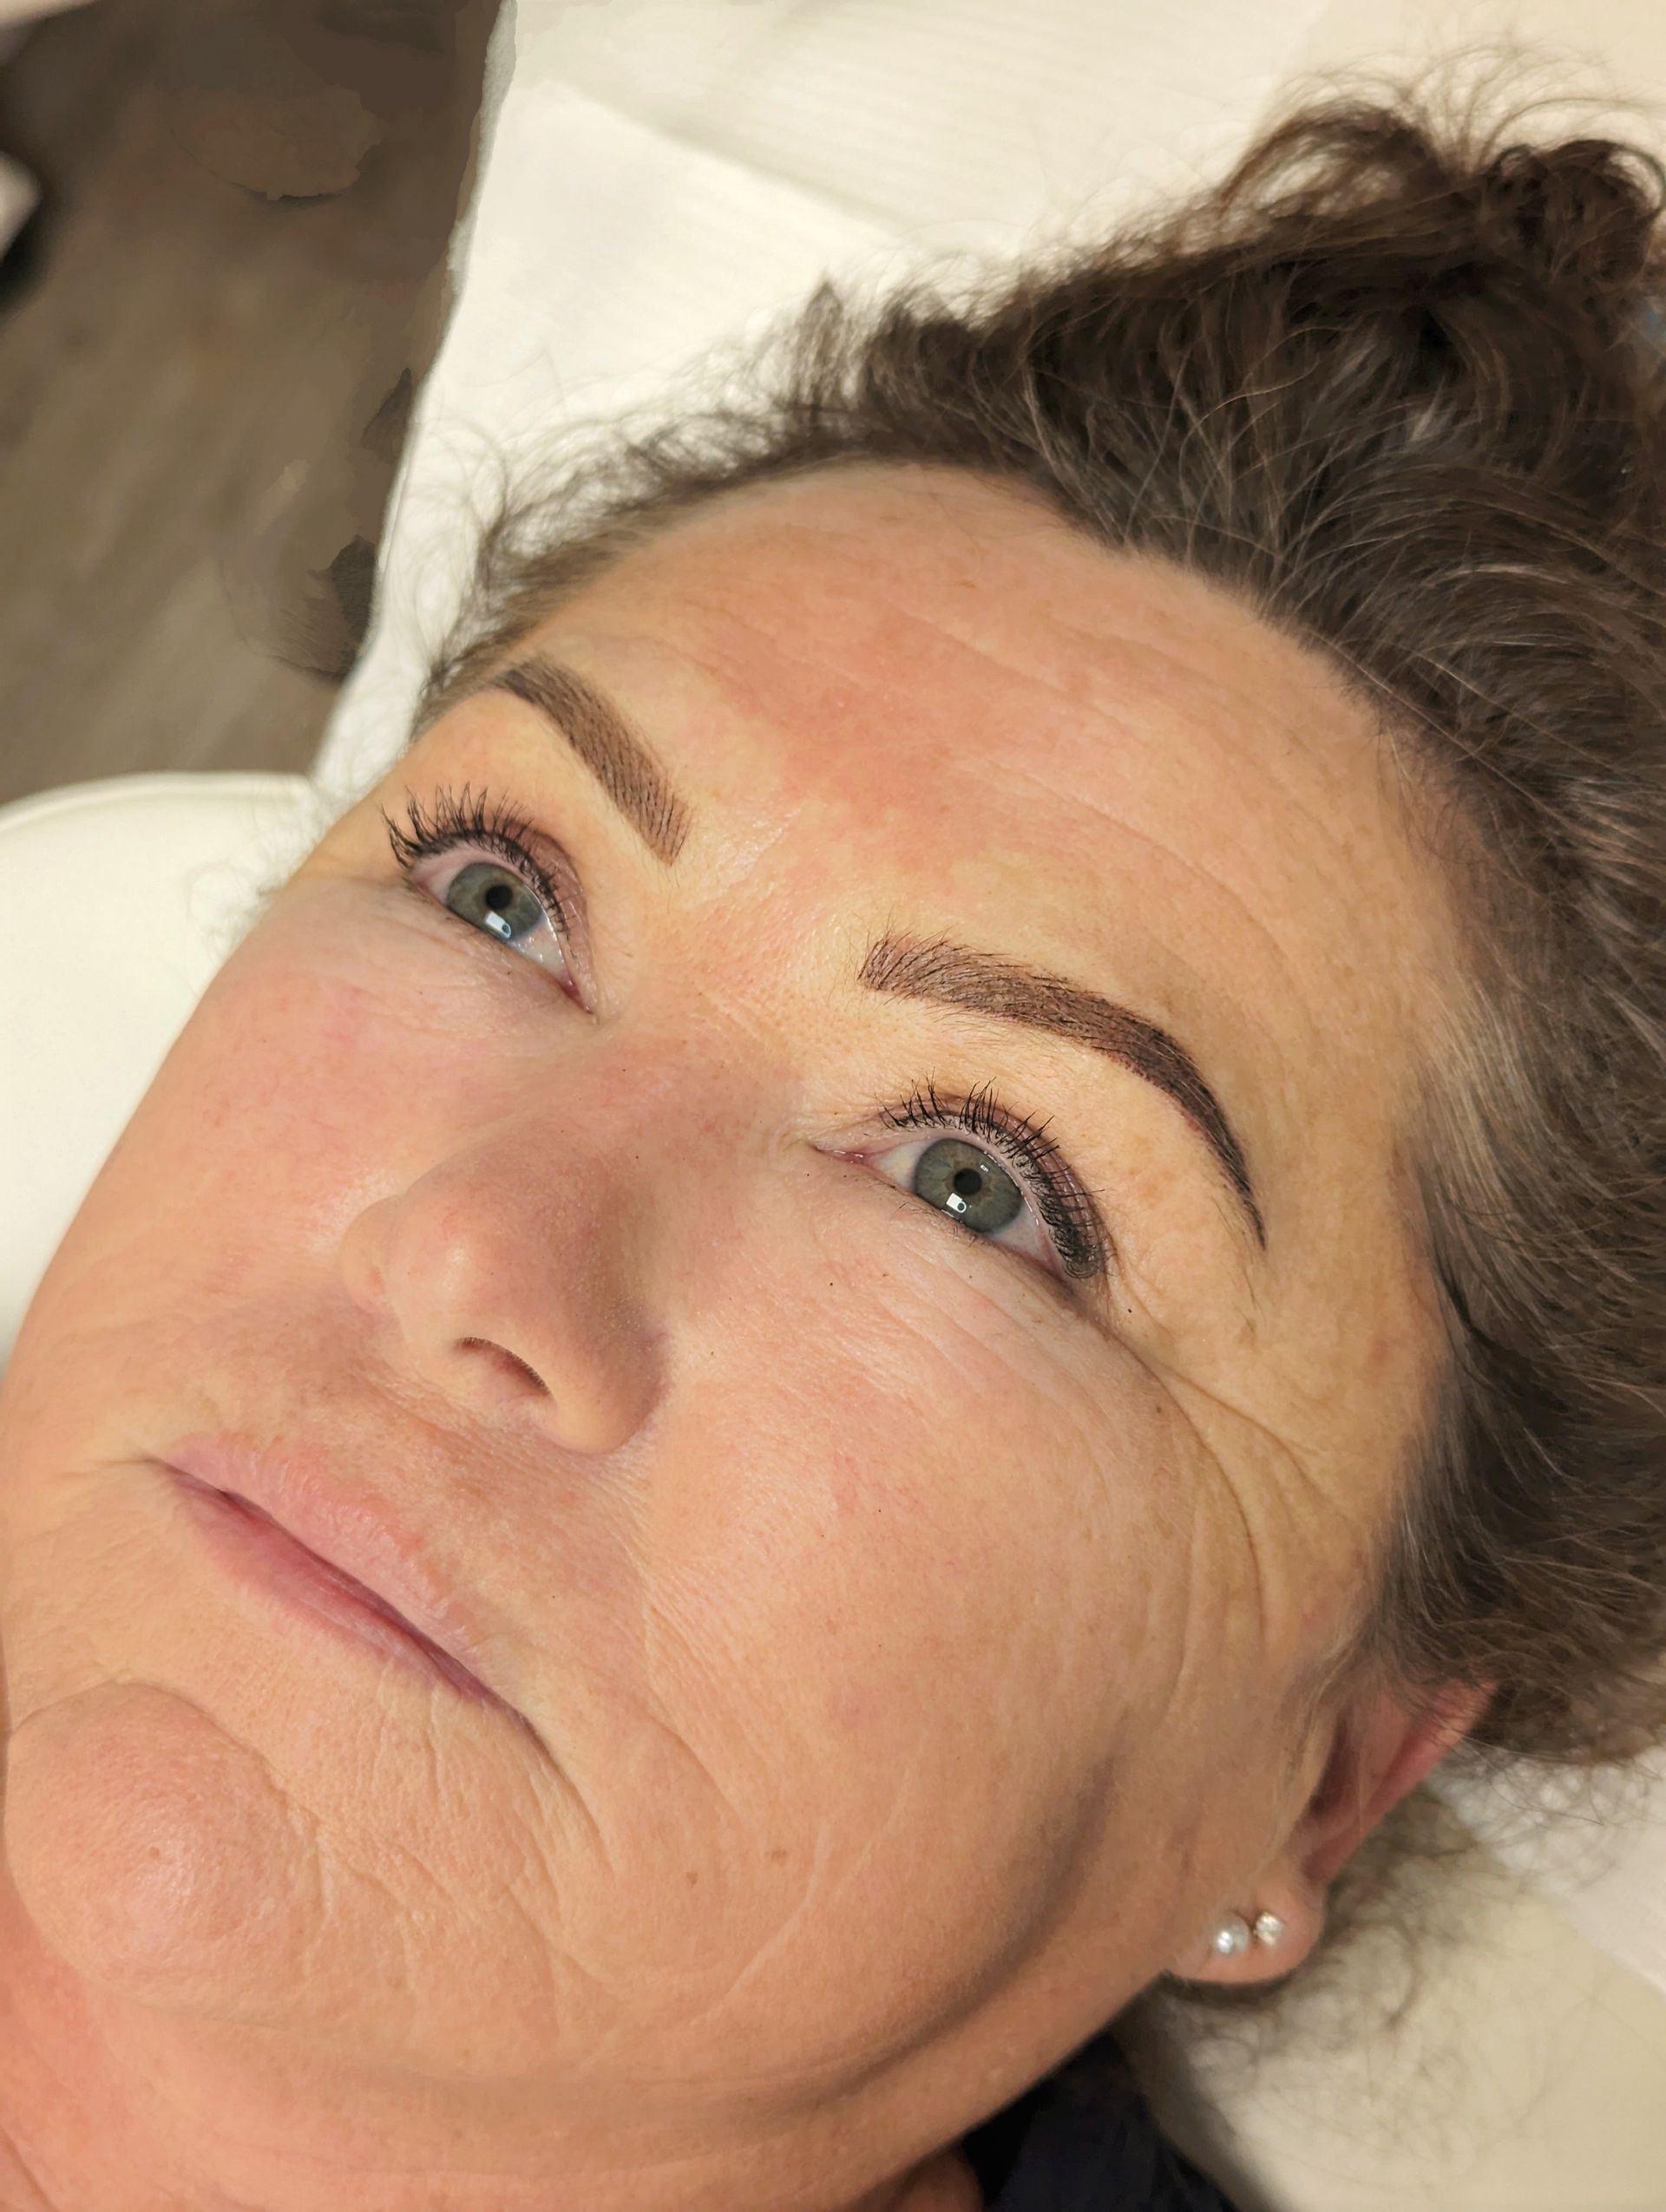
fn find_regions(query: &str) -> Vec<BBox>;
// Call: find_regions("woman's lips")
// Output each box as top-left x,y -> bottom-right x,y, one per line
159,1436 -> 520,1718
170,1473 -> 500,1704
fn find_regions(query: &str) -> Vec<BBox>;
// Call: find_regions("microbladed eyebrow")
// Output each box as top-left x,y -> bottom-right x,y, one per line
431,653 -> 692,865
860,933 -> 1268,1253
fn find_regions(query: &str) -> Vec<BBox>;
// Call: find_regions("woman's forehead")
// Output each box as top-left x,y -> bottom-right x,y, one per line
531,466 -> 1446,958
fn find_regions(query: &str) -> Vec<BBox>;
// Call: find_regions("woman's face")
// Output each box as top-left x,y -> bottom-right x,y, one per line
0,464 -> 1463,2210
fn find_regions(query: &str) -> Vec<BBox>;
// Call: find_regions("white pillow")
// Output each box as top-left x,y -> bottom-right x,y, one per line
0,773 -> 321,1365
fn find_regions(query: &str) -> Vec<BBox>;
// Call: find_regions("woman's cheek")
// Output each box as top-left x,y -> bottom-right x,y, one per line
671,1207 -> 1179,1771
150,918 -> 499,1253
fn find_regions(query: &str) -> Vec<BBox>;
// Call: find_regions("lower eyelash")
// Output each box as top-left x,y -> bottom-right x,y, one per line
882,1082 -> 1107,1280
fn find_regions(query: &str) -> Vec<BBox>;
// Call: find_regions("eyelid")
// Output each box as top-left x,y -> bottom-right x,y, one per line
383,786 -> 571,924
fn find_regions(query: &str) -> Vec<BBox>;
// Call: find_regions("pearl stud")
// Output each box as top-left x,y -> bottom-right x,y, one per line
1210,1908 -> 1286,1958
1210,1913 -> 1252,1956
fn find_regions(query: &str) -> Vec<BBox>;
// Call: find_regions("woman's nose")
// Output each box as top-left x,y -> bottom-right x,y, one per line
334,1127 -> 662,1456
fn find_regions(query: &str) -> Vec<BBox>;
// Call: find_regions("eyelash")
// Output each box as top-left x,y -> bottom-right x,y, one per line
382,782 -> 1110,1289
382,783 -> 571,939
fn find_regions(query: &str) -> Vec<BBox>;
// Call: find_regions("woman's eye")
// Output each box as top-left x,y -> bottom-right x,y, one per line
860,1085 -> 1111,1286
911,1137 -> 1025,1235
384,788 -> 581,998
417,851 -> 575,992
869,1129 -> 1086,1280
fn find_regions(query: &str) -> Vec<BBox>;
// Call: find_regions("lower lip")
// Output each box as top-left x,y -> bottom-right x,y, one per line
170,1473 -> 499,1705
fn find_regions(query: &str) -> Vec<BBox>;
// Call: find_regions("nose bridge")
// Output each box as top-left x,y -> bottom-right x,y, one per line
494,1016 -> 740,1268
334,996 -> 760,1454
581,957 -> 775,1168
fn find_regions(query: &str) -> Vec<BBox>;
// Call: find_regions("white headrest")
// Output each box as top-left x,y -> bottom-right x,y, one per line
0,773 -> 320,1365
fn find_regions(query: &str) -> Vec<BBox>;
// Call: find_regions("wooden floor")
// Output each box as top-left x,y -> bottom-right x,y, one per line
0,0 -> 499,810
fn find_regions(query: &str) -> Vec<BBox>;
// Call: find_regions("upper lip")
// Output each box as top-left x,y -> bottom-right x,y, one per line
160,1431 -> 520,1717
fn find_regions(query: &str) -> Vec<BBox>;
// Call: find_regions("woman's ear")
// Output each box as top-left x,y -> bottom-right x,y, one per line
1169,1679 -> 1492,1987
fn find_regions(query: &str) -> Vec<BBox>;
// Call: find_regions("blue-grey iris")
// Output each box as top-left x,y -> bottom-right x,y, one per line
913,1138 -> 1023,1235
448,861 -> 542,946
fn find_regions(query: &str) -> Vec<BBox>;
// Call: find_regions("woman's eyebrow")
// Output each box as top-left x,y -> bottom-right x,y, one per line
437,653 -> 692,864
861,933 -> 1268,1253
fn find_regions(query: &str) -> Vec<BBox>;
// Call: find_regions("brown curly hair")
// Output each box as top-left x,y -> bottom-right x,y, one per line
410,49 -> 1666,1786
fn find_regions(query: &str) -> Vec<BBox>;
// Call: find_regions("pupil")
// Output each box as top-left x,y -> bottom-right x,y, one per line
485,883 -> 513,912
952,1166 -> 983,1199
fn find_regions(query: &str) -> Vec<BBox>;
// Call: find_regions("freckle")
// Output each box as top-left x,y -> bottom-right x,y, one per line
770,1848 -> 789,1864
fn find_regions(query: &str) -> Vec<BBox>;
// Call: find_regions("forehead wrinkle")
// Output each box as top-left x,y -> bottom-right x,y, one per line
698,584 -> 1335,1116
913,586 -> 1417,905
600,585 -> 1310,1022
621,576 -> 930,736
944,712 -> 1312,993
563,593 -> 1407,1138
868,537 -> 1433,902
1044,614 -> 1392,854
875,599 -> 1444,1094
667,551 -> 1384,928
646,484 -> 1322,784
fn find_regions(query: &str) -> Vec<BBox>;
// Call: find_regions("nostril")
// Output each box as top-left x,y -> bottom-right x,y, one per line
459,1338 -> 549,1397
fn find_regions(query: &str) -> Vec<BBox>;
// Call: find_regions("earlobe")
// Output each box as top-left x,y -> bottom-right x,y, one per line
1173,1893 -> 1315,1987
1169,1678 -> 1492,1988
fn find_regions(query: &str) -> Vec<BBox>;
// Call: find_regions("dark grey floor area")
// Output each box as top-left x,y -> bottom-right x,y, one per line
0,0 -> 499,809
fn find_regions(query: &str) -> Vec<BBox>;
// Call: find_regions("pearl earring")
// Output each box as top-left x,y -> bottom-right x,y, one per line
1211,1908 -> 1286,1956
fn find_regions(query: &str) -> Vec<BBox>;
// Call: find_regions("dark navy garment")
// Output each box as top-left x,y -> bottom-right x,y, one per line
960,2032 -> 1243,2211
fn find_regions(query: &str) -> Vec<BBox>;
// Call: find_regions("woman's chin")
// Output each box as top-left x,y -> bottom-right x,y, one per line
2,1677 -> 319,2024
